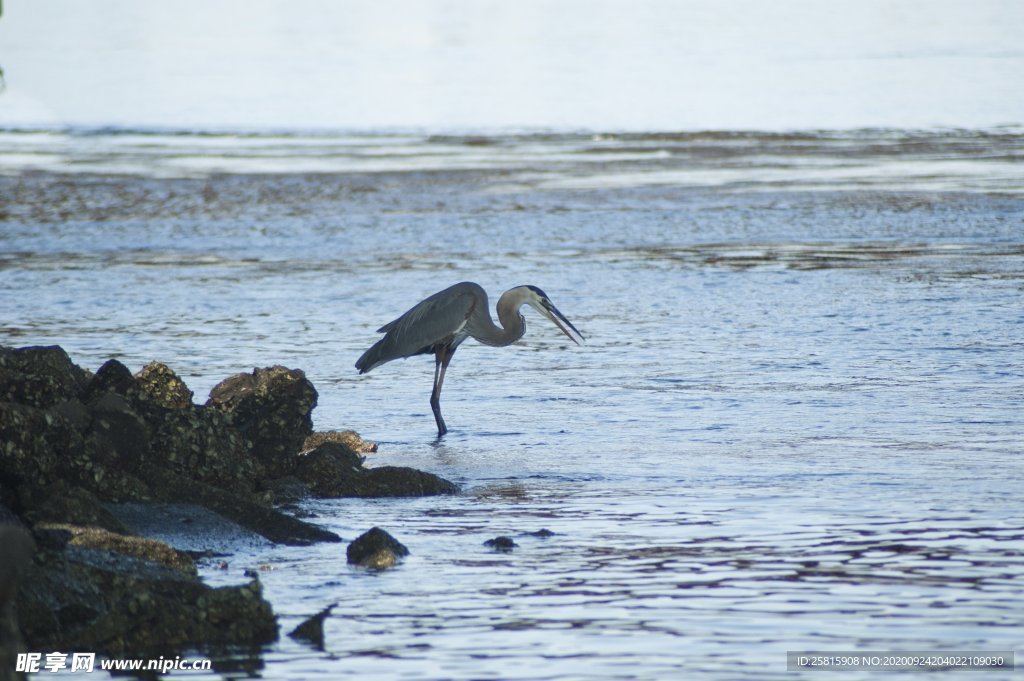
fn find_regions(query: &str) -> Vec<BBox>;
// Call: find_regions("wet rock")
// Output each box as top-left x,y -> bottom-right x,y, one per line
0,526 -> 34,606
304,430 -> 378,454
295,442 -> 459,498
0,401 -> 85,490
148,406 -> 259,493
294,442 -> 364,496
359,466 -> 460,497
483,536 -> 518,552
288,603 -> 335,650
20,482 -> 129,534
207,366 -> 318,480
0,345 -> 89,409
135,361 -> 194,409
16,544 -> 277,657
259,476 -> 312,505
347,527 -> 409,569
107,503 -> 275,555
86,391 -> 150,469
82,358 -> 138,400
0,526 -> 34,681
31,527 -> 73,551
39,523 -> 196,575
138,467 -> 340,546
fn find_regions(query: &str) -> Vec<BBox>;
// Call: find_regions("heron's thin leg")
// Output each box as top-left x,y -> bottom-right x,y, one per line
431,345 -> 453,436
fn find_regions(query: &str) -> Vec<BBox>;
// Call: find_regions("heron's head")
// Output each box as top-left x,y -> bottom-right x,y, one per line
521,285 -> 584,345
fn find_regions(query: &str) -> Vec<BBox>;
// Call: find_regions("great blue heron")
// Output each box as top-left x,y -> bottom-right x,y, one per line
356,282 -> 584,436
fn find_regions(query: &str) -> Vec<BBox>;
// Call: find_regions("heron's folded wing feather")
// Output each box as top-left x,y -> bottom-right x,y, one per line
358,283 -> 482,372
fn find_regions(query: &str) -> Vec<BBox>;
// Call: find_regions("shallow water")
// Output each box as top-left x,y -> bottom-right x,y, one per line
2,130 -> 1023,679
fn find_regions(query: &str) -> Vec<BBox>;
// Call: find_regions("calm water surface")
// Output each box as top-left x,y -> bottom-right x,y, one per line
2,130 -> 1023,679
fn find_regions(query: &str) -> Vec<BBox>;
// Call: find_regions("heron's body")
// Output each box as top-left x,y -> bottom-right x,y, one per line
356,282 -> 583,436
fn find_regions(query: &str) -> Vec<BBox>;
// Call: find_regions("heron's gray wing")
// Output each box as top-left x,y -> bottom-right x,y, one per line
356,282 -> 484,373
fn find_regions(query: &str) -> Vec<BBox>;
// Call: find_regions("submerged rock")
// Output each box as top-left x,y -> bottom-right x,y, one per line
347,527 -> 409,569
483,536 -> 518,552
288,603 -> 335,650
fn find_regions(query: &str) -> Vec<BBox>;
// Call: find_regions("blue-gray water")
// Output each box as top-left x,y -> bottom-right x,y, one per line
2,129 -> 1023,679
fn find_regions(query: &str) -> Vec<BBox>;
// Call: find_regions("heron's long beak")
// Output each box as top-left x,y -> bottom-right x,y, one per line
542,300 -> 584,345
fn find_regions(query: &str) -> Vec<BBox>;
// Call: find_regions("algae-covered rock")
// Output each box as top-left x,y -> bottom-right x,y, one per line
38,523 -> 196,575
0,345 -> 89,409
135,361 -> 194,409
147,406 -> 259,493
207,366 -> 317,480
346,527 -> 409,569
303,430 -> 378,454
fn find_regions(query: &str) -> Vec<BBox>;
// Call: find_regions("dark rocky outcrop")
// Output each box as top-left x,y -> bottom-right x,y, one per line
0,526 -> 34,681
0,343 -> 458,664
347,527 -> 409,569
15,542 -> 277,658
295,442 -> 459,498
207,366 -> 317,480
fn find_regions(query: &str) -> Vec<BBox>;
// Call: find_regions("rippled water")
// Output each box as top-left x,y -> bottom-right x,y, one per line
2,130 -> 1023,679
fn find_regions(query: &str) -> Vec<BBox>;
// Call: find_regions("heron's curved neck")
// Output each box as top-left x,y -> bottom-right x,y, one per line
474,288 -> 528,347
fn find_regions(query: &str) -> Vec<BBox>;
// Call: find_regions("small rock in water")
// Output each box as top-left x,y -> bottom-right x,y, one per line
483,536 -> 517,552
288,603 -> 336,650
526,529 -> 556,538
347,527 -> 409,569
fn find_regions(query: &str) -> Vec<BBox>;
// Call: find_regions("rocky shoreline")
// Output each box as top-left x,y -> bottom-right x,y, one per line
0,344 -> 458,675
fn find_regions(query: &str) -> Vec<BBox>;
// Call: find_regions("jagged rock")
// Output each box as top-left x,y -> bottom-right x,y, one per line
295,442 -> 459,498
82,359 -> 139,403
347,527 -> 409,569
0,345 -> 89,409
207,366 -> 317,479
288,603 -> 335,650
135,362 -> 194,409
